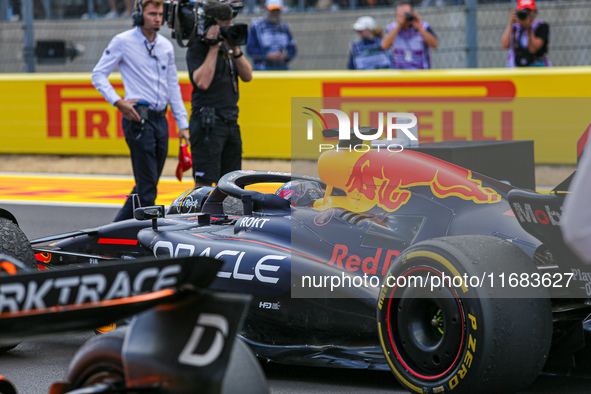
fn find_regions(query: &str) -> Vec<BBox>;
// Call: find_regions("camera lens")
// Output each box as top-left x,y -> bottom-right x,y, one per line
516,9 -> 529,21
220,24 -> 248,47
404,12 -> 415,22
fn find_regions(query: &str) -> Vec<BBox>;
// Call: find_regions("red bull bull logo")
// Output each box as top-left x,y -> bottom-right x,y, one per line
35,252 -> 52,270
35,252 -> 52,264
316,149 -> 501,213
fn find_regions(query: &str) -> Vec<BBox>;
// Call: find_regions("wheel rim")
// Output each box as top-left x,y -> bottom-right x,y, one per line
386,266 -> 466,380
79,367 -> 124,388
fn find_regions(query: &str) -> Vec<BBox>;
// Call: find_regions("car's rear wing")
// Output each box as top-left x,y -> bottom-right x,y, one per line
507,189 -> 587,297
0,255 -> 222,345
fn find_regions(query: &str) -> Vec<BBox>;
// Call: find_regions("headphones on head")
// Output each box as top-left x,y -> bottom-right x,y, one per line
131,0 -> 144,27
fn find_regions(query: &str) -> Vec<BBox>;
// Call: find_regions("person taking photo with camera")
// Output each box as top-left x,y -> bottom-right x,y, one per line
501,0 -> 551,67
186,0 -> 252,187
381,0 -> 438,70
92,0 -> 190,222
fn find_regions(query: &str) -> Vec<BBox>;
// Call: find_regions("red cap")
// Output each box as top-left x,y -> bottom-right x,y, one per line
517,0 -> 535,10
176,143 -> 193,182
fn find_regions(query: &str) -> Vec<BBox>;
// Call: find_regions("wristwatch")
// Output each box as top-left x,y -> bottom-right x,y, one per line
233,50 -> 244,59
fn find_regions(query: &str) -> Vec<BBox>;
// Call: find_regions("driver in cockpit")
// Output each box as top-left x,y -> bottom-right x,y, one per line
276,180 -> 325,207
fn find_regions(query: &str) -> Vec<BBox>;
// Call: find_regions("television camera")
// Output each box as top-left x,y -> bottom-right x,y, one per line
163,0 -> 248,48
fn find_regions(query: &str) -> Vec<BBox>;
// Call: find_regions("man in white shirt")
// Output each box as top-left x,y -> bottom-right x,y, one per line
92,0 -> 190,221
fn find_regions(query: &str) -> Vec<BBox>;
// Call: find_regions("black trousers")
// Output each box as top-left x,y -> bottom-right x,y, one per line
114,113 -> 168,222
189,114 -> 242,185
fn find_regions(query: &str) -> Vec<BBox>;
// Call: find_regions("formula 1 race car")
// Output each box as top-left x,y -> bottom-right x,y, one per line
0,215 -> 267,394
20,128 -> 591,394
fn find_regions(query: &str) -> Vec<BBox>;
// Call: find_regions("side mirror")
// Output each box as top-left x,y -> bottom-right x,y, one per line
134,205 -> 165,230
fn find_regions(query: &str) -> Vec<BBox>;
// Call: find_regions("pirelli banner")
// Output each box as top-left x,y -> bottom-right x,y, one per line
1,68 -> 590,164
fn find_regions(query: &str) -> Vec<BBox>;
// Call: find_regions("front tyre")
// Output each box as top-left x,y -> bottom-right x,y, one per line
66,329 -> 268,393
377,235 -> 551,394
66,328 -> 127,389
0,218 -> 36,269
0,217 -> 35,353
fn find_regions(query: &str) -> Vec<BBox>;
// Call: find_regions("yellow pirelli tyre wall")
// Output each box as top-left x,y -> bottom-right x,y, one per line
1,67 -> 590,164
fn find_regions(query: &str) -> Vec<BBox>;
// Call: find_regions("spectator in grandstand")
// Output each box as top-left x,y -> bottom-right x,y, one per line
104,0 -> 134,18
92,0 -> 189,221
246,0 -> 297,70
347,16 -> 392,70
5,0 -> 18,20
420,0 -> 461,6
420,0 -> 444,6
501,0 -> 551,67
381,0 -> 438,70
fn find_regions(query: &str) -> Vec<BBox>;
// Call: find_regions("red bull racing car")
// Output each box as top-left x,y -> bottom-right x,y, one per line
8,129 -> 591,394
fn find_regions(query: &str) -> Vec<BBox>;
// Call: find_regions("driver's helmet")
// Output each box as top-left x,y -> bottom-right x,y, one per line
276,180 -> 325,207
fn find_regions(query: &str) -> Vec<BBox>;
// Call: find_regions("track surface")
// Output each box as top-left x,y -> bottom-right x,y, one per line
0,173 -> 279,207
0,173 -> 192,207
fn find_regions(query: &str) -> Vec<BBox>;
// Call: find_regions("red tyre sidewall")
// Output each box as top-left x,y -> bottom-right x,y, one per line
377,250 -> 487,394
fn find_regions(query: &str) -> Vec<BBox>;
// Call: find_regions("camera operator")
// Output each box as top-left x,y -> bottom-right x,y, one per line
381,0 -> 438,70
501,0 -> 551,67
186,0 -> 252,187
92,0 -> 190,222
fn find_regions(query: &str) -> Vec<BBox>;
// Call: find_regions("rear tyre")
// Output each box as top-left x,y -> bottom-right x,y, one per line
377,235 -> 552,394
0,218 -> 36,269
